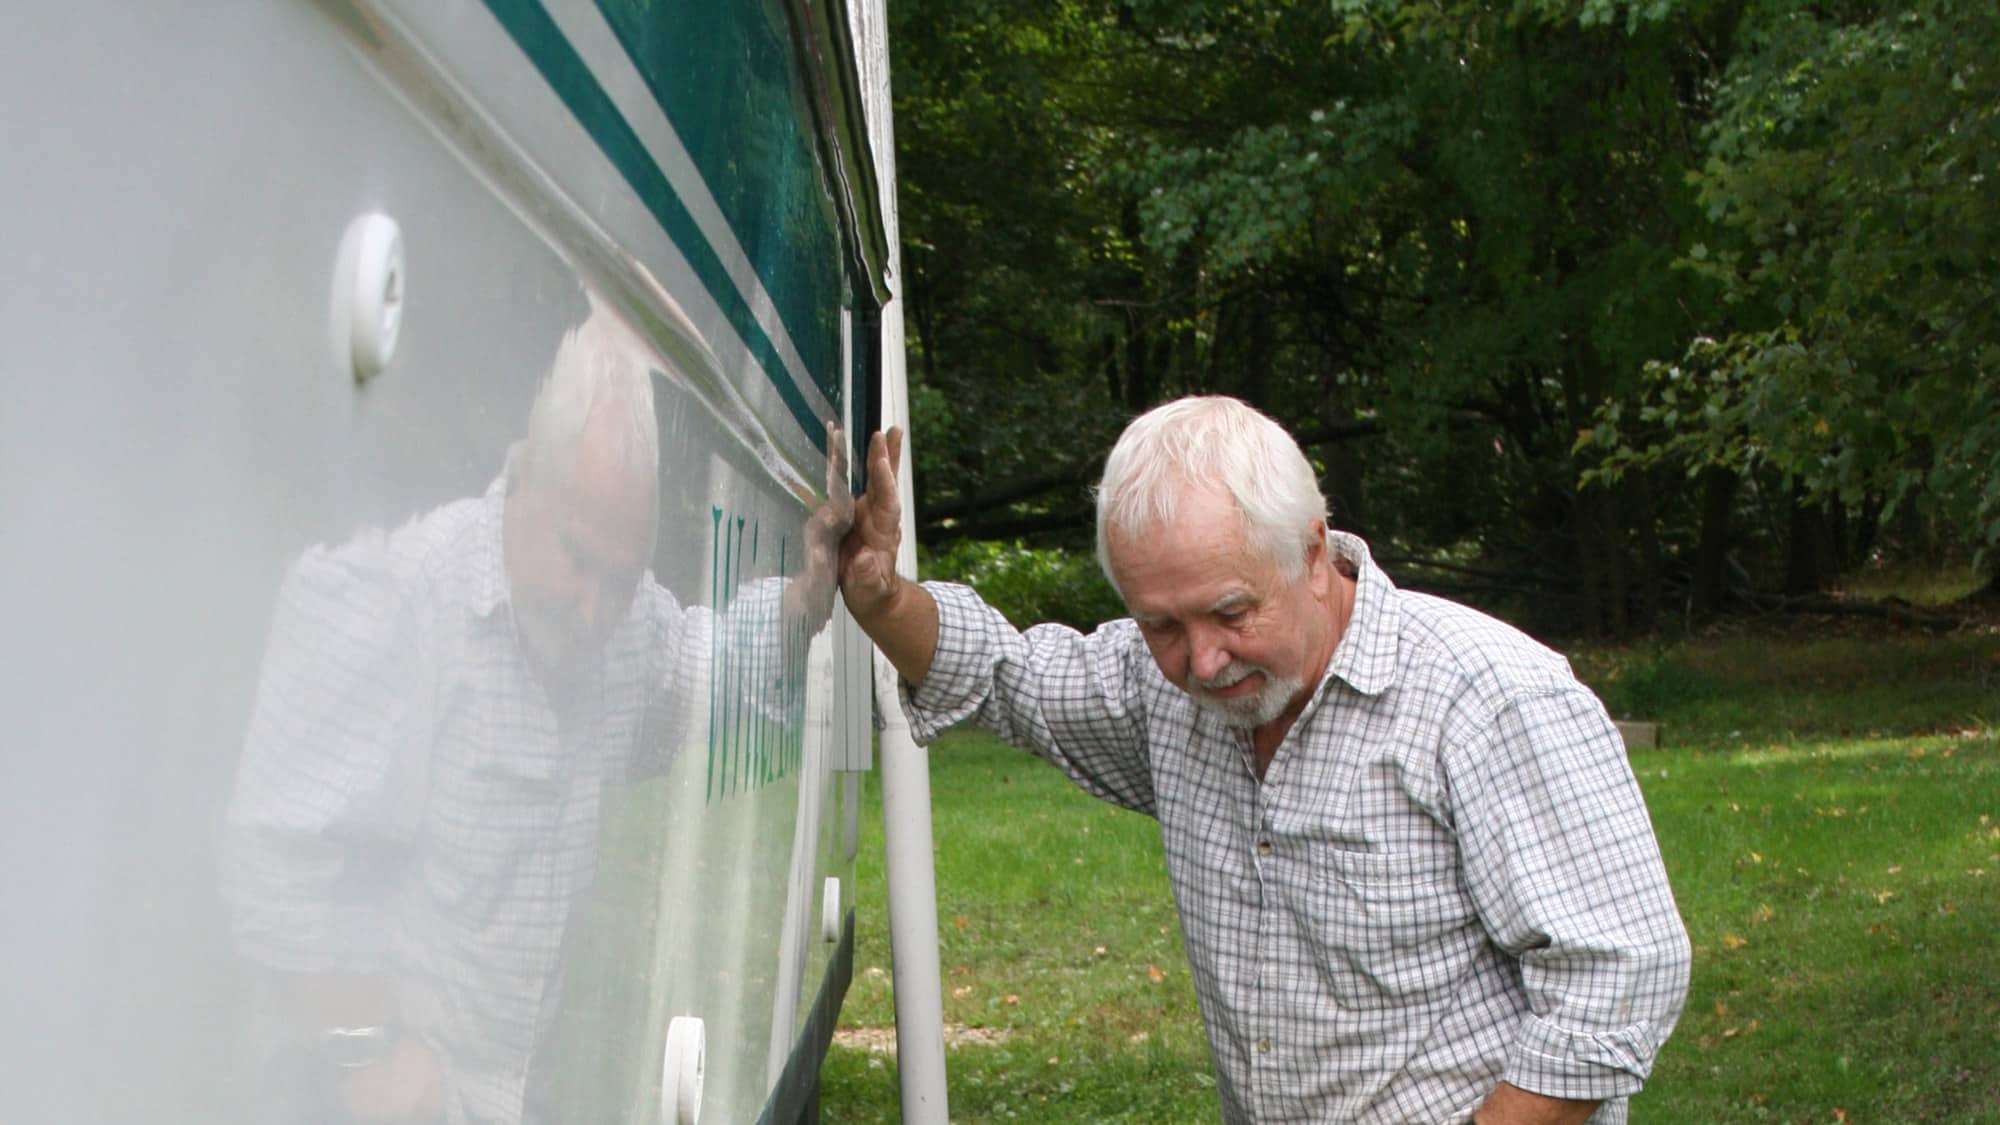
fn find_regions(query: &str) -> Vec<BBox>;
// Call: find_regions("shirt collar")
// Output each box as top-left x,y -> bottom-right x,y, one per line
1317,530 -> 1399,699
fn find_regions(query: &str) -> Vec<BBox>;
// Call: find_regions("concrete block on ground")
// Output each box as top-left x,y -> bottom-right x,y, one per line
1615,720 -> 1662,750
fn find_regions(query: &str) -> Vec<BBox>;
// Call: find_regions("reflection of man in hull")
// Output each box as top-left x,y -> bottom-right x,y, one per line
222,299 -> 841,1123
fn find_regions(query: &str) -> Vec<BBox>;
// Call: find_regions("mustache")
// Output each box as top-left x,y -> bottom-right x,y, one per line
1195,661 -> 1264,692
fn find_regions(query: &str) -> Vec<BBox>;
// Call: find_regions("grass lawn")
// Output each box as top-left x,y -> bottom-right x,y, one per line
822,620 -> 2000,1123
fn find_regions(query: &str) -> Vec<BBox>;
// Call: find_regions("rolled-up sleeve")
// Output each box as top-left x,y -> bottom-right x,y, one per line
1447,687 -> 1692,1101
898,582 -> 1158,815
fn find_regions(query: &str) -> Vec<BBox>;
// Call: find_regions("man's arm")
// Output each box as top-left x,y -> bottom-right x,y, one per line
836,429 -> 1158,812
1451,686 -> 1692,1116
1471,1082 -> 1598,1125
838,427 -> 939,685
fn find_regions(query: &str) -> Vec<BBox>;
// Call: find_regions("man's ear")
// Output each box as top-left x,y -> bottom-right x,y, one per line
1303,519 -> 1331,589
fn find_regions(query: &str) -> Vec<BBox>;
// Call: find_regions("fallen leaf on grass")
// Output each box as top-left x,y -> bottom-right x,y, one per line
1147,964 -> 1167,983
1721,932 -> 1749,950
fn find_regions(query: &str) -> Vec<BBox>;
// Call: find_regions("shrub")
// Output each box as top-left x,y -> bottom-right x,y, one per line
920,539 -> 1127,633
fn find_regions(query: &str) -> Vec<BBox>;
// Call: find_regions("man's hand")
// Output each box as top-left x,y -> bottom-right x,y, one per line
838,427 -> 905,619
836,427 -> 939,685
335,1034 -> 444,1123
785,422 -> 855,632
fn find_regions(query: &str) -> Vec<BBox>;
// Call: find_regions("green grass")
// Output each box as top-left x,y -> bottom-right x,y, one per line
1639,735 -> 2000,1122
822,738 -> 1216,1121
824,621 -> 2000,1123
1573,630 -> 2000,747
1835,560 -> 1990,607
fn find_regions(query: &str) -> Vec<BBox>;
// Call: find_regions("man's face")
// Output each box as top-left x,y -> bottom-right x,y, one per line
1106,487 -> 1331,730
506,406 -> 657,676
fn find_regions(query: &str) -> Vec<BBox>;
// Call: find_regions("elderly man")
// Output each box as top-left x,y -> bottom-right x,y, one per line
839,397 -> 1690,1124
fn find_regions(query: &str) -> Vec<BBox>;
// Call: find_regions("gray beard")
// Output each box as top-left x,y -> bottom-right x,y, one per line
1189,667 -> 1302,729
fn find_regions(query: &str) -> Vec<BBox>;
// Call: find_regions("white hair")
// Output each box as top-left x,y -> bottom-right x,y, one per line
517,296 -> 660,492
1094,396 -> 1327,589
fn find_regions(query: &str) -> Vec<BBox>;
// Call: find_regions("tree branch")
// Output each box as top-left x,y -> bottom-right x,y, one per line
918,456 -> 1106,524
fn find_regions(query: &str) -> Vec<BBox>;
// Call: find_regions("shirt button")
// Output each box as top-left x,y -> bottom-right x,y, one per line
1256,841 -> 1272,856
1257,1038 -> 1271,1054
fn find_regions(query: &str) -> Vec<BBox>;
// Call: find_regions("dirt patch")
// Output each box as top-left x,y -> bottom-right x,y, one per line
832,1024 -> 1012,1055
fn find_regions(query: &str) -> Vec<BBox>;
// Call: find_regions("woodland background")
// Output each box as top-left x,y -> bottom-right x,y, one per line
885,0 -> 1999,637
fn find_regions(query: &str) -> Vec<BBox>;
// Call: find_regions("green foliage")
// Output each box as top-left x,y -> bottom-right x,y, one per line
1586,0 -> 2000,558
1592,654 -> 1732,722
896,0 -> 1997,633
921,540 -> 1127,632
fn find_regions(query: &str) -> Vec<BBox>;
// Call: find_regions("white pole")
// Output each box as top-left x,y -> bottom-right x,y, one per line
850,0 -> 949,1119
874,280 -> 950,1124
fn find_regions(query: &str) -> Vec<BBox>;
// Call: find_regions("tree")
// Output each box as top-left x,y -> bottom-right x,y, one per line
1587,0 -> 2000,595
891,0 -> 1994,633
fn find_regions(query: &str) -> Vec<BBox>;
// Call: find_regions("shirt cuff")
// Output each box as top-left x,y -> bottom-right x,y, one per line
1504,1012 -> 1656,1102
896,582 -> 999,744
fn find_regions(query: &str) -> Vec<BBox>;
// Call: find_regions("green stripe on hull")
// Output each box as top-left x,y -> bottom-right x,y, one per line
594,0 -> 847,407
482,0 -> 835,452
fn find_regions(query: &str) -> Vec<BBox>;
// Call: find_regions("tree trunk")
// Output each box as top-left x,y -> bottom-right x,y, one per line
1852,492 -> 1885,566
1601,487 -> 1632,636
1691,467 -> 1738,620
1977,558 -> 2000,602
1784,484 -> 1836,596
1571,488 -> 1607,639
1629,471 -> 1664,632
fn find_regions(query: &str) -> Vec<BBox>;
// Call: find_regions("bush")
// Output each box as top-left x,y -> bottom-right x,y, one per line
1592,655 -> 1729,722
920,539 -> 1127,633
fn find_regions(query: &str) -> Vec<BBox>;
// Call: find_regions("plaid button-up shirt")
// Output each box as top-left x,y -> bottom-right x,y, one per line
902,532 -> 1689,1124
222,476 -> 707,1123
